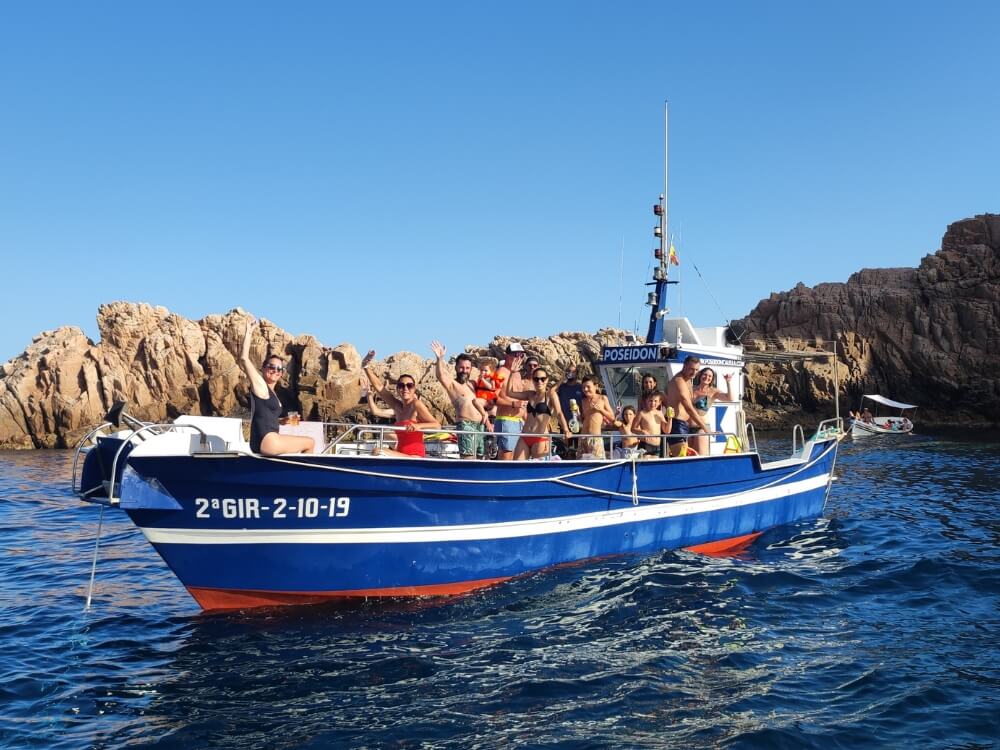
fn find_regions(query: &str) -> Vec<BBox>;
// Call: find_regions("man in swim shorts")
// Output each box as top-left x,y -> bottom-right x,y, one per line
493,342 -> 527,460
431,341 -> 491,460
665,356 -> 708,457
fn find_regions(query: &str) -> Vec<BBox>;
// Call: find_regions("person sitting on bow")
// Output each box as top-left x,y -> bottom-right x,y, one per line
240,318 -> 315,456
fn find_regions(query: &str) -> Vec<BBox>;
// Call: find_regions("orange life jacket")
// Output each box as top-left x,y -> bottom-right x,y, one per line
476,372 -> 499,402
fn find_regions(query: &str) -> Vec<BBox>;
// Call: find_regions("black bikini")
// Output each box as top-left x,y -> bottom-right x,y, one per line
526,401 -> 552,417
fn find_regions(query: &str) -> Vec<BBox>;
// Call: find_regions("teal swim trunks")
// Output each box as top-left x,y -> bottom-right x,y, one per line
457,420 -> 484,458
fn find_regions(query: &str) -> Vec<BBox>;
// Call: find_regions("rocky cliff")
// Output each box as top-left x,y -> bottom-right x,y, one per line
0,302 -> 627,449
2,213 -> 997,447
736,213 -> 1000,427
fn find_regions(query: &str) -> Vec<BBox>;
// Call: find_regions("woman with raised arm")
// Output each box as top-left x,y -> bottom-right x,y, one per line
240,318 -> 315,456
690,367 -> 736,456
361,350 -> 440,457
498,355 -> 571,460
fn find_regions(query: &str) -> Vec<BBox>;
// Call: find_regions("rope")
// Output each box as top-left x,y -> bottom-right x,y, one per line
84,504 -> 105,611
248,437 -> 839,506
545,438 -> 837,504
252,452 -> 632,485
631,456 -> 639,506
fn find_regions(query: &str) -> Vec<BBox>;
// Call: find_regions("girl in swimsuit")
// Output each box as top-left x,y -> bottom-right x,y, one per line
499,362 -> 571,460
690,367 -> 736,457
240,318 -> 315,456
361,350 -> 440,457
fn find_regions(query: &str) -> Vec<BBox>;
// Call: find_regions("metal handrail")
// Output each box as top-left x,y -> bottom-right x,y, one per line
71,422 -> 112,495
792,424 -> 805,455
106,422 -> 211,504
813,417 -> 845,440
745,423 -> 759,455
311,420 -> 749,458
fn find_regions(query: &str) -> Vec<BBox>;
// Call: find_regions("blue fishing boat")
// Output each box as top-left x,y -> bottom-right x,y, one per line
71,108 -> 844,610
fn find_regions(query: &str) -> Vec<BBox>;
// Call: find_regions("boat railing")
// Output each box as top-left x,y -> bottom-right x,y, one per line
792,417 -> 846,455
792,424 -> 806,455
745,422 -> 759,454
313,420 -> 748,459
71,422 -> 113,495
103,422 -> 213,504
814,417 -> 845,439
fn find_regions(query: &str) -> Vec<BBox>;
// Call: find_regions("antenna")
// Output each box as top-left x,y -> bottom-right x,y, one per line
663,101 -> 669,252
644,101 -> 674,344
618,236 -> 624,328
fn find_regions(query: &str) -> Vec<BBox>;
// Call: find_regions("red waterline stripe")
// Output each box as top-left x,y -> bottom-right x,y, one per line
684,531 -> 762,556
187,576 -> 512,611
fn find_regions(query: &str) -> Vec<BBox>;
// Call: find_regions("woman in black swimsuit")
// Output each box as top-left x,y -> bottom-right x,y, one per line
499,362 -> 571,460
240,318 -> 315,456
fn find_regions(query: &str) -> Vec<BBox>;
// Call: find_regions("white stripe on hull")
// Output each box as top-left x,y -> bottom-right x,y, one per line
139,473 -> 830,546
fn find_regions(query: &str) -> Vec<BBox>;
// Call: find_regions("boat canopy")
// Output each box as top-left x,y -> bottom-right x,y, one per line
862,394 -> 918,410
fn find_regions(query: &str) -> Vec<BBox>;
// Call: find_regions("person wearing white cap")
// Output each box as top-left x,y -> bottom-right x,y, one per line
492,342 -> 527,460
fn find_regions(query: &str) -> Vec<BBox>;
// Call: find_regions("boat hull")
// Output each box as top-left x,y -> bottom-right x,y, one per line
115,439 -> 839,609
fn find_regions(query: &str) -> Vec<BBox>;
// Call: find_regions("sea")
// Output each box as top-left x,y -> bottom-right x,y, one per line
1,434 -> 997,749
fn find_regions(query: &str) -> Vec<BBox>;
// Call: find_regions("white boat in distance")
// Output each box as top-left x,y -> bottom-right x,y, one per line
850,395 -> 916,437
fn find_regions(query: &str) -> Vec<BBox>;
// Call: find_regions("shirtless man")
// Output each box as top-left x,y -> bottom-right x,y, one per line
579,376 -> 618,459
631,391 -> 673,457
431,341 -> 492,460
493,343 -> 527,460
665,356 -> 708,456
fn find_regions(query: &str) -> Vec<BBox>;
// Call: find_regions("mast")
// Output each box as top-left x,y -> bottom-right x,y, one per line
645,101 -> 673,344
663,101 -> 668,254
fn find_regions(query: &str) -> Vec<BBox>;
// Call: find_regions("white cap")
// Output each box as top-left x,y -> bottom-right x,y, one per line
505,342 -> 525,353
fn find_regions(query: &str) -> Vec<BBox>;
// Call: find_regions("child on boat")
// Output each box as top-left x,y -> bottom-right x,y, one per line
632,392 -> 673,458
612,405 -> 640,458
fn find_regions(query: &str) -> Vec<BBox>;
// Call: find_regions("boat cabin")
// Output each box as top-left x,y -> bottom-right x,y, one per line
597,318 -> 745,456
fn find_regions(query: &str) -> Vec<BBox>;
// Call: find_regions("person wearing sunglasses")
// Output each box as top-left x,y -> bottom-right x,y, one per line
498,354 -> 571,460
361,350 -> 440,457
240,318 -> 315,455
492,342 -> 527,460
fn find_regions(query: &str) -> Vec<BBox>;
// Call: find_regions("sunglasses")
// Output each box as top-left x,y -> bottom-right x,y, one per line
532,376 -> 548,383
396,382 -> 416,391
264,365 -> 284,372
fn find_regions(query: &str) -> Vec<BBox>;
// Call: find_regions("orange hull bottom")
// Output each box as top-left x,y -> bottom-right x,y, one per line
684,531 -> 763,556
187,576 -> 512,611
187,532 -> 765,610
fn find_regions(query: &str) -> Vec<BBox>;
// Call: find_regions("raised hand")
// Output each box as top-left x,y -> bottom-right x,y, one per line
362,350 -> 376,368
431,340 -> 446,360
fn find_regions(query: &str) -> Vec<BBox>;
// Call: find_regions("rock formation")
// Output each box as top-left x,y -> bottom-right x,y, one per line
2,213 -> 997,447
735,213 -> 1000,427
0,301 -> 628,448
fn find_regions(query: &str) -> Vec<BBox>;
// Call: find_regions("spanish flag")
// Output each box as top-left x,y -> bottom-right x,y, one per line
668,243 -> 680,266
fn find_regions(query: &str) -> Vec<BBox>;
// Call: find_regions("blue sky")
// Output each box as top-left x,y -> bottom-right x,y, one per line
2,1 -> 997,362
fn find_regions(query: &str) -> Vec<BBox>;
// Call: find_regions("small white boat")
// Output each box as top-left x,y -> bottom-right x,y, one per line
850,395 -> 916,437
